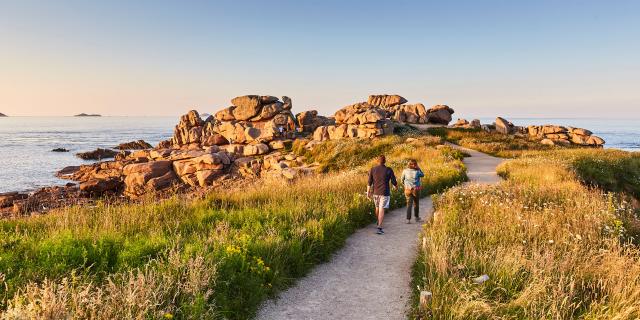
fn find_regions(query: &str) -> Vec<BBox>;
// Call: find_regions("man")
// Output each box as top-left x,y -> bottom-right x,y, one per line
367,155 -> 398,235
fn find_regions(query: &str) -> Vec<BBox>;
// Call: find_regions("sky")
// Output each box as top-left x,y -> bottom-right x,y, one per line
1,0 -> 639,118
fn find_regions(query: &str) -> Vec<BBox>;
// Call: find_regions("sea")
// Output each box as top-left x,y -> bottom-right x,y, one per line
0,116 -> 638,193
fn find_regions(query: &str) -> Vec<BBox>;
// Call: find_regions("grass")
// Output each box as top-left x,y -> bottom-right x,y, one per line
411,148 -> 640,319
427,127 -> 568,158
292,134 -> 444,172
0,136 -> 466,319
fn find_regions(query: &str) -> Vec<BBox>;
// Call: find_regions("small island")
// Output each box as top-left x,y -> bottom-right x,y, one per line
74,113 -> 101,117
0,112 -> 7,117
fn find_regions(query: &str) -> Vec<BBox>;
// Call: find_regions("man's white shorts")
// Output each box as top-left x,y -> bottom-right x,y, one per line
373,195 -> 390,209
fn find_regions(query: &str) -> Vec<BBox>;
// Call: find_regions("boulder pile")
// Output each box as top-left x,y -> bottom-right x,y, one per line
116,140 -> 152,150
366,94 -> 455,125
296,110 -> 334,133
50,95 -> 315,200
487,117 -> 605,147
312,102 -> 393,141
527,125 -> 605,146
166,95 -> 297,157
451,118 -> 481,129
76,148 -> 119,160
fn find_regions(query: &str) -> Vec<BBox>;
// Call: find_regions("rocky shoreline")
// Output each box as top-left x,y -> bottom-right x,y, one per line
0,94 -> 606,217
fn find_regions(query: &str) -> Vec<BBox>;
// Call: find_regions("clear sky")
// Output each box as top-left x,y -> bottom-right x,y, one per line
1,0 -> 639,118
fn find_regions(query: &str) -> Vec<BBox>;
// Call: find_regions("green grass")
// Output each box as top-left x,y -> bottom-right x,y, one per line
1,136 -> 466,319
410,148 -> 640,319
427,127 -> 571,158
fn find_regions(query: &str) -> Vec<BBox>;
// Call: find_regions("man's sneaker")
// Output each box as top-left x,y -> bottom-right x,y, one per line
406,219 -> 411,224
376,227 -> 384,235
415,217 -> 423,223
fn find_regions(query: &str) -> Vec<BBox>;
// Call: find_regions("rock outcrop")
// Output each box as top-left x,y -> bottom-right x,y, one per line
527,124 -> 605,146
484,116 -> 605,147
115,140 -> 153,150
366,94 -> 455,125
296,110 -> 335,133
172,96 -> 296,150
76,148 -> 119,160
0,113 -> 7,117
52,148 -> 69,152
426,105 -> 455,125
452,118 -> 481,129
385,104 -> 429,123
367,94 -> 407,107
495,117 -> 515,134
313,102 -> 393,141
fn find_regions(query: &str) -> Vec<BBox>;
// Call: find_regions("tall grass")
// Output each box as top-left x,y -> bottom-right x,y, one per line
1,136 -> 466,319
411,150 -> 640,319
427,127 -> 566,158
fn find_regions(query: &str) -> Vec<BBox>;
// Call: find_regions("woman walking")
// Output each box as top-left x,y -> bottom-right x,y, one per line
401,159 -> 425,223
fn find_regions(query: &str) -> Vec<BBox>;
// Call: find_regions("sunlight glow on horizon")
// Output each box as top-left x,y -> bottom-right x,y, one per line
1,0 -> 639,118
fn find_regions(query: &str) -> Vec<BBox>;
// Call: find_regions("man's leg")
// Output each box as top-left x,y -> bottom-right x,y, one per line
378,207 -> 385,228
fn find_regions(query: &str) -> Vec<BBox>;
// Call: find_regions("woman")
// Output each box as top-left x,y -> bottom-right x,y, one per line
400,159 -> 425,223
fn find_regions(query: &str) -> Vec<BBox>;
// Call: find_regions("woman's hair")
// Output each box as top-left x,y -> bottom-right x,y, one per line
408,159 -> 418,169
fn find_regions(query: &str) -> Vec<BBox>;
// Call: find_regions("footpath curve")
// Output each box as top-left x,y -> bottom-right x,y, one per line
256,145 -> 504,319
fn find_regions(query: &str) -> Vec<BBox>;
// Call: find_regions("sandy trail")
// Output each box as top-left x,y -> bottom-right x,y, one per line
256,146 -> 503,320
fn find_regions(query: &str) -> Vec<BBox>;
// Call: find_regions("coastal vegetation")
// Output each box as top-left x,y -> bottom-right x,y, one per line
427,127 -> 559,158
0,136 -> 466,319
411,143 -> 640,319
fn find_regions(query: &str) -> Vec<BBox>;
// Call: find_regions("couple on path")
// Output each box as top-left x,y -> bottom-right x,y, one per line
366,155 -> 424,235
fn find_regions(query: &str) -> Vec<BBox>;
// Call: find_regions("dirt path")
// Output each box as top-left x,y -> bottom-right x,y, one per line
256,146 -> 503,320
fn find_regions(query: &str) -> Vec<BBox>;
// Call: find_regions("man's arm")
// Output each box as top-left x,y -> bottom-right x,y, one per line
367,169 -> 373,198
389,168 -> 398,190
417,168 -> 425,178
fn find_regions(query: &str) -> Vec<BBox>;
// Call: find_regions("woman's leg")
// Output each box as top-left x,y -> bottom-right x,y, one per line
413,194 -> 420,219
406,195 -> 414,220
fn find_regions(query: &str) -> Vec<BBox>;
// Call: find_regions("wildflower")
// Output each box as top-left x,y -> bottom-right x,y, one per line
548,240 -> 554,244
164,313 -> 174,319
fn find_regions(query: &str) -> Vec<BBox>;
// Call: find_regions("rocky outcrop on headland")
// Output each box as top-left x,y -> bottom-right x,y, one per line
367,94 -> 455,125
467,117 -> 606,147
1,93 -> 462,216
451,118 -> 481,129
527,125 -> 604,146
166,96 -> 297,152
312,102 -> 393,142
296,110 -> 334,133
76,148 -> 119,160
0,113 -> 7,117
48,95 -> 314,202
115,140 -> 152,150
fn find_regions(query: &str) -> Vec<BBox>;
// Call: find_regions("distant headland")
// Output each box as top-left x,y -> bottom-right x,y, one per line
0,112 -> 7,117
74,113 -> 101,117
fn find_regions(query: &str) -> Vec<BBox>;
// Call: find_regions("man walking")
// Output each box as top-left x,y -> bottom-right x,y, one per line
367,155 -> 398,235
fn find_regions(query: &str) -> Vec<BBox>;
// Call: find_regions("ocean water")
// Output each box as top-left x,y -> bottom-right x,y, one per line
0,116 -> 638,193
477,117 -> 640,151
0,117 -> 175,193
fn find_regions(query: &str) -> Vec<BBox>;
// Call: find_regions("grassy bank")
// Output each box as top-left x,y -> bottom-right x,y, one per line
0,136 -> 466,319
430,127 -> 640,200
411,149 -> 640,319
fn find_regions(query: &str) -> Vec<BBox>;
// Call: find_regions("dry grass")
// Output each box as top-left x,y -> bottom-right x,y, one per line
0,136 -> 466,319
412,152 -> 640,319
